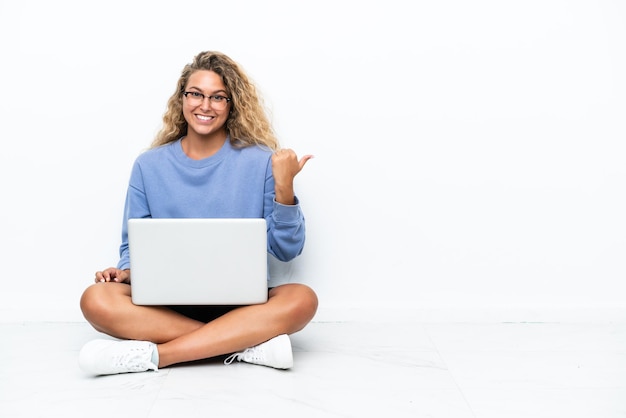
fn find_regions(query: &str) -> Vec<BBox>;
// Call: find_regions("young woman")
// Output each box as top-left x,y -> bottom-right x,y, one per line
78,51 -> 318,375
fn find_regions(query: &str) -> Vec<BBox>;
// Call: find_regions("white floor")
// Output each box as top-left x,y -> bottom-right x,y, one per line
1,320 -> 625,418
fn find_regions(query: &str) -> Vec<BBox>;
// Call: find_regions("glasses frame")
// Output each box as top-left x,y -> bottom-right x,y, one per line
182,91 -> 232,109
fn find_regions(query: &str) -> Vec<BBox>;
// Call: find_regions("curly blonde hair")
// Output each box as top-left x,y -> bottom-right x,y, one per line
151,51 -> 279,151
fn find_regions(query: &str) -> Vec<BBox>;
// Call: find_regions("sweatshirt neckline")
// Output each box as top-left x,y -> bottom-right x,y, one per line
171,136 -> 232,168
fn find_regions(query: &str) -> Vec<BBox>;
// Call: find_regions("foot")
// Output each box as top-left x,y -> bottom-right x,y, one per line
224,334 -> 293,369
79,339 -> 158,375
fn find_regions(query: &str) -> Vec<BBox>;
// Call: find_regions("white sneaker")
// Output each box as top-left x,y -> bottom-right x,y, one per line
224,334 -> 293,369
79,339 -> 158,375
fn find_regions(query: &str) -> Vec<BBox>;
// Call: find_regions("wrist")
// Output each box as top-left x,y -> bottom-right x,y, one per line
274,183 -> 295,205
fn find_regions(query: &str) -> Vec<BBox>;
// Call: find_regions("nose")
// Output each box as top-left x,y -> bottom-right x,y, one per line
200,96 -> 212,110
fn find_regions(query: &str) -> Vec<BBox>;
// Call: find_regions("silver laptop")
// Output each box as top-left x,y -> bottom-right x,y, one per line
128,218 -> 268,305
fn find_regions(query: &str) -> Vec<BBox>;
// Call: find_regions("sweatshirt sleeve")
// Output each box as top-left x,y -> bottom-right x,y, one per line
264,161 -> 306,262
117,161 -> 151,270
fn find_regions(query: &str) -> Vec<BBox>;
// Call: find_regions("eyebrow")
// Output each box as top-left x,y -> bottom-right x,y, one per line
187,86 -> 229,96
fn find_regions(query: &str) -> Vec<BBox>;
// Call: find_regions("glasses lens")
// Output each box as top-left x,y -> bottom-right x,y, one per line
210,97 -> 228,110
184,93 -> 229,110
185,93 -> 202,105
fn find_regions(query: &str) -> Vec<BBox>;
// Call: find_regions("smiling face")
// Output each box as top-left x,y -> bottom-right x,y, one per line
182,70 -> 231,143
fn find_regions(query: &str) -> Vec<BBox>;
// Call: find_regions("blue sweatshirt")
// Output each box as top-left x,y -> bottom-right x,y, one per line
116,138 -> 305,272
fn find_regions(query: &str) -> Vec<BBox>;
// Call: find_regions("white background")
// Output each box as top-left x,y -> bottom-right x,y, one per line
0,0 -> 624,322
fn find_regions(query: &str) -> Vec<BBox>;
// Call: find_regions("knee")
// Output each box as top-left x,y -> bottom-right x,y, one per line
298,284 -> 319,319
79,284 -> 114,323
284,284 -> 319,328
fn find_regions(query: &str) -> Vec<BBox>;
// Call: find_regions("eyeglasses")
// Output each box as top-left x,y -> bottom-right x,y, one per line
182,91 -> 231,110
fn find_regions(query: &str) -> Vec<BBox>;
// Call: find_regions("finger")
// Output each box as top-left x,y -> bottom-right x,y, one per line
110,269 -> 122,283
102,268 -> 117,282
114,269 -> 129,283
298,154 -> 314,170
273,149 -> 290,159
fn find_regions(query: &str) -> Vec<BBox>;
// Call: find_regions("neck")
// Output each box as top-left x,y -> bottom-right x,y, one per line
182,134 -> 227,160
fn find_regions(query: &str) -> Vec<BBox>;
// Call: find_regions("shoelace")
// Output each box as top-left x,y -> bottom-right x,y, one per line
224,346 -> 259,365
113,346 -> 155,371
223,351 -> 242,365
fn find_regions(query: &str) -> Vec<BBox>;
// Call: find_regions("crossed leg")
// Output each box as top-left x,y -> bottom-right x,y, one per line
79,282 -> 318,368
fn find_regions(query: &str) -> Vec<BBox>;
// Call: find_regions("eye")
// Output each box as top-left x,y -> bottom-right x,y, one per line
211,95 -> 226,102
190,92 -> 204,98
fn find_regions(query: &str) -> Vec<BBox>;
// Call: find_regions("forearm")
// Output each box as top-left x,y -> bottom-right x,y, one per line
273,181 -> 295,205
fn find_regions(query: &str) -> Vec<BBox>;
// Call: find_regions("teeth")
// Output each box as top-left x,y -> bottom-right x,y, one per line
197,115 -> 212,121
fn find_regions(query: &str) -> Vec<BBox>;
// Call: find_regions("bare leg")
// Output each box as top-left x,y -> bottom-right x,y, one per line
80,283 -> 206,342
80,282 -> 318,368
